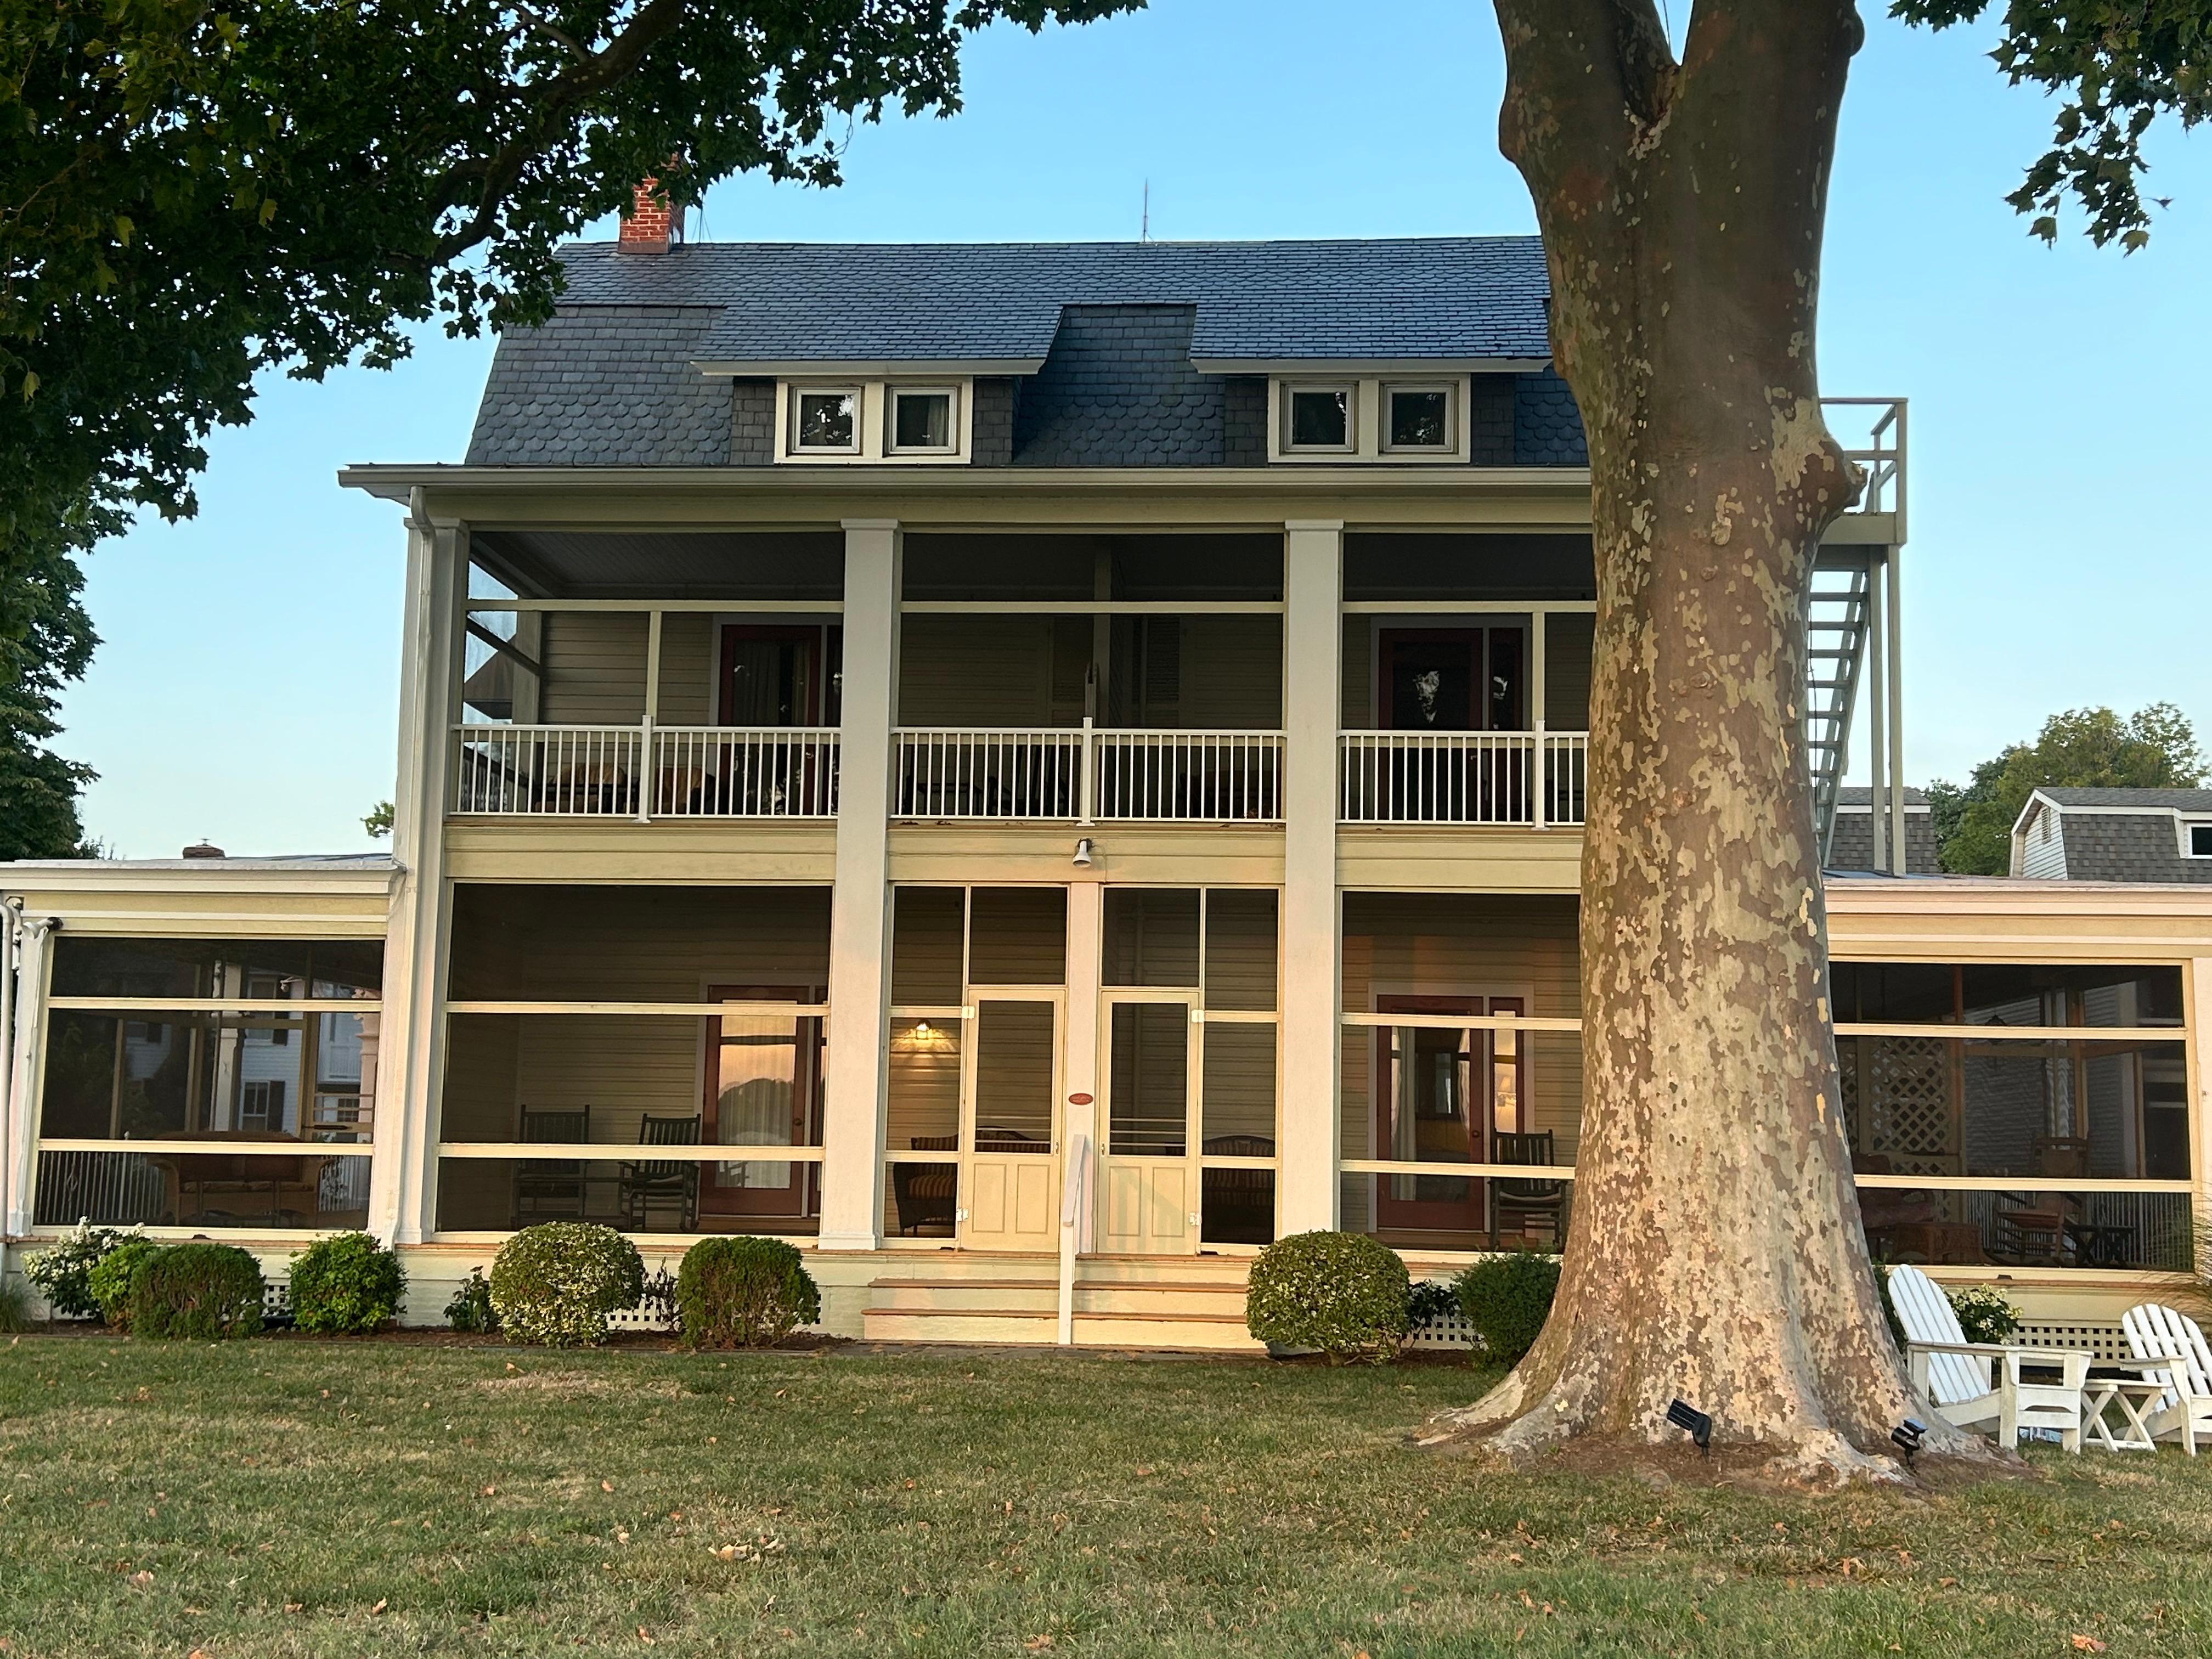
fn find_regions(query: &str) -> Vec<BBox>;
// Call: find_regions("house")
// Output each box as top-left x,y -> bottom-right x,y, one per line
4,204 -> 2206,1349
2012,788 -> 2212,883
1826,786 -> 1940,875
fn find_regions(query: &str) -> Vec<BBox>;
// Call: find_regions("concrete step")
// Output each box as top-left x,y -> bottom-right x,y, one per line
1073,1310 -> 1264,1353
861,1306 -> 1059,1345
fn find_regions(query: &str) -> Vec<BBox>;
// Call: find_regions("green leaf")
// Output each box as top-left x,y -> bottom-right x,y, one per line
111,214 -> 133,246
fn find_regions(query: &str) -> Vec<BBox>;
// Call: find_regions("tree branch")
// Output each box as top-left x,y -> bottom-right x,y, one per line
1491,0 -> 1675,202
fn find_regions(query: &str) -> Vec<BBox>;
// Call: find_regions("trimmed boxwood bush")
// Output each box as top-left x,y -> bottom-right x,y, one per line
489,1223 -> 644,1347
128,1243 -> 266,1340
1453,1249 -> 1560,1366
1245,1230 -> 1411,1364
288,1232 -> 407,1334
676,1236 -> 820,1348
88,1238 -> 162,1328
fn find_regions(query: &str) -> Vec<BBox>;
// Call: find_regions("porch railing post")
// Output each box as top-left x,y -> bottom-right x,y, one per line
1078,716 -> 1097,826
637,608 -> 662,823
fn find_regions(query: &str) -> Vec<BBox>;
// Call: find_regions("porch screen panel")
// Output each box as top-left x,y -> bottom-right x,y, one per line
1108,1003 -> 1188,1156
1103,889 -> 1200,987
891,887 -> 966,1005
1203,889 -> 1278,1011
887,1018 -> 961,1148
967,889 -> 1066,985
449,884 -> 831,1002
1200,1023 -> 1276,1150
973,1002 -> 1056,1150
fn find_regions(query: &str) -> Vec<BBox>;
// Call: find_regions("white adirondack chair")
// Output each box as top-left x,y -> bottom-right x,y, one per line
2121,1303 -> 2212,1455
1890,1263 -> 2089,1452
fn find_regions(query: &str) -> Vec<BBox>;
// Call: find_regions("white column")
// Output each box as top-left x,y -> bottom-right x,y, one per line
2191,958 -> 2212,1237
1884,545 -> 1907,872
817,520 -> 902,1251
369,498 -> 464,1245
3,916 -> 53,1237
1278,520 -> 1344,1235
1059,879 -> 1103,1341
1865,554 -> 1888,873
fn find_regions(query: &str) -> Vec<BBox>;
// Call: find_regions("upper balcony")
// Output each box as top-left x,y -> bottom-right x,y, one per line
449,528 -> 1595,832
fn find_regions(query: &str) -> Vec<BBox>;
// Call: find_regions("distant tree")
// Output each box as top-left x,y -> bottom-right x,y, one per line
1,0 -> 1136,841
1930,704 -> 2206,874
363,801 -> 395,839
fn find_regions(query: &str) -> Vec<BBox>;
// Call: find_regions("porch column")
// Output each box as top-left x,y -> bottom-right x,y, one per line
368,498 -> 464,1245
818,519 -> 902,1251
2192,958 -> 2212,1235
3,914 -> 55,1238
1278,519 -> 1344,1234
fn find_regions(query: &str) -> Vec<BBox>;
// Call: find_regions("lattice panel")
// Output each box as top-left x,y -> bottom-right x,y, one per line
1844,1035 -> 1957,1176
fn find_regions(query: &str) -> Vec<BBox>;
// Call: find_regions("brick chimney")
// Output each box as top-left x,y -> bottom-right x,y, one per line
618,178 -> 680,255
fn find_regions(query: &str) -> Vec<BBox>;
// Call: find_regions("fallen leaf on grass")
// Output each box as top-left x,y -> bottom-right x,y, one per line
601,1481 -> 614,1493
126,1571 -> 154,1588
2072,1640 -> 2107,1654
1024,1638 -> 1053,1652
636,1628 -> 654,1645
370,1599 -> 388,1616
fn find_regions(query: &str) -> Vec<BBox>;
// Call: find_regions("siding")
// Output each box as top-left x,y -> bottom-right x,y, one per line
537,612 -> 648,724
1178,617 -> 1282,728
2019,805 -> 2069,879
1542,613 -> 1593,729
897,617 -> 1057,726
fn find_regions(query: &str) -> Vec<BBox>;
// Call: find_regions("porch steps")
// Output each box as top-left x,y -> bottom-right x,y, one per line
861,1257 -> 1262,1351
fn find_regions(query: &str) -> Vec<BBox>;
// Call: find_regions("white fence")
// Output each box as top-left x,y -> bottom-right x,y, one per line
452,725 -> 839,819
894,725 -> 1285,823
1339,731 -> 1588,826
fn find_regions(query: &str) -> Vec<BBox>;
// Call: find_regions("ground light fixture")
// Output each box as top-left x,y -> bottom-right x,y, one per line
1666,1398 -> 1713,1451
1891,1417 -> 1927,1466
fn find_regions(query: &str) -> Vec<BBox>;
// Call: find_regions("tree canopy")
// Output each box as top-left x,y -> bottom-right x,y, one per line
1930,702 -> 2207,873
0,0 -> 1132,855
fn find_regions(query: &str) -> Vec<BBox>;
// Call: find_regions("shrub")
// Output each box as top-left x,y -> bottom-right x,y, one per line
88,1239 -> 163,1328
489,1223 -> 644,1347
1407,1279 -> 1459,1328
287,1233 -> 407,1334
1245,1231 -> 1411,1364
445,1267 -> 498,1333
0,1277 -> 32,1333
22,1220 -> 142,1319
127,1244 -> 266,1340
676,1237 -> 821,1348
1454,1249 -> 1561,1367
1947,1283 -> 2021,1346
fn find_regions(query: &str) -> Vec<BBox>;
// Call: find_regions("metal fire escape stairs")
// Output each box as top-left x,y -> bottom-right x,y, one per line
1805,559 -> 1871,856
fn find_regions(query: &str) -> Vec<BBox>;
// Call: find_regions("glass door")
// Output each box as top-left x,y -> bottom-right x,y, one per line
702,986 -> 824,1221
1098,992 -> 1200,1254
1371,994 -> 1523,1239
958,995 -> 1062,1251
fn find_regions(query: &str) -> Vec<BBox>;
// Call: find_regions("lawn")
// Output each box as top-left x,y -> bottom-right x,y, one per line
3,1335 -> 2210,1657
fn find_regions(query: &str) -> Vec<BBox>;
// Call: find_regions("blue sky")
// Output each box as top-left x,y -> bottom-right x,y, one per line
58,1 -> 2212,856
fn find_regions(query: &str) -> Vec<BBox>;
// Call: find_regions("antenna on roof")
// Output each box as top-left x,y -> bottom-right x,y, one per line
1141,179 -> 1149,244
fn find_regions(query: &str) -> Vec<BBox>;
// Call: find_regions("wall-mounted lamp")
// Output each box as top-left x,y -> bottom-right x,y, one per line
1071,837 -> 1094,868
912,1020 -> 933,1040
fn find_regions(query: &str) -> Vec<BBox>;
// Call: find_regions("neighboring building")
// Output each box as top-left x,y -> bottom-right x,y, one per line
1826,786 -> 1940,876
2012,788 -> 2212,883
5,208 -> 2203,1350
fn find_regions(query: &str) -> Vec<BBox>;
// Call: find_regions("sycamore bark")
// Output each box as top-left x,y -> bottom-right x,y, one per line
1435,0 -> 1979,1478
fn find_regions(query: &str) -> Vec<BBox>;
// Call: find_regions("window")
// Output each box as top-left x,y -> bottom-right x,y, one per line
2190,821 -> 2212,856
1284,384 -> 1353,452
889,387 -> 956,454
791,387 -> 860,453
1384,383 -> 1454,452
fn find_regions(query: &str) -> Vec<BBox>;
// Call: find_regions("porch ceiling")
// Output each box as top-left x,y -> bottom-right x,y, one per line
470,529 -> 844,600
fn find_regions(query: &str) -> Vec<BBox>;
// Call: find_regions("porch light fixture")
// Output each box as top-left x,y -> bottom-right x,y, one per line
1071,838 -> 1094,868
1666,1398 -> 1713,1451
1890,1417 -> 1927,1466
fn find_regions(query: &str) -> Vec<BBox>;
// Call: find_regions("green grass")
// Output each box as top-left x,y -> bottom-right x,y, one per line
4,1335 -> 2211,1657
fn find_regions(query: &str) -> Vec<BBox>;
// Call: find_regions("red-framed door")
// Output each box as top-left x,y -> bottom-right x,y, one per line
701,984 -> 825,1220
1371,994 -> 1525,1237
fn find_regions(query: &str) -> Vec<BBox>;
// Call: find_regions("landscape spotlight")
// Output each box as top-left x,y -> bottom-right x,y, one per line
1890,1418 -> 1927,1466
1666,1398 -> 1712,1451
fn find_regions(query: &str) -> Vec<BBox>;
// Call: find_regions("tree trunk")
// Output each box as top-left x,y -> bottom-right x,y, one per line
1432,0 -> 1983,1480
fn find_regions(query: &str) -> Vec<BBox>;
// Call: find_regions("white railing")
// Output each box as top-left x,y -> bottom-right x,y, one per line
894,727 -> 1085,821
452,725 -> 839,819
1339,731 -> 1588,827
893,724 -> 1285,822
1821,396 -> 1906,530
1093,729 -> 1284,822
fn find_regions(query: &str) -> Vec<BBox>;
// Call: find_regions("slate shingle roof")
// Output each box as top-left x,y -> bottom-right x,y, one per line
2038,787 -> 2212,811
467,235 -> 1576,468
547,238 -> 1554,365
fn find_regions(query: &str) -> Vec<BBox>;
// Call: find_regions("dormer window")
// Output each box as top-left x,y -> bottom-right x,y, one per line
774,379 -> 973,464
2189,822 -> 2212,857
792,387 -> 860,454
1284,383 -> 1355,452
889,386 -> 957,455
1384,383 -> 1454,452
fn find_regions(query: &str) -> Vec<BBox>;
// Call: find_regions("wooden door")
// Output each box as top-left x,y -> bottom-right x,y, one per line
701,986 -> 823,1221
719,625 -> 843,726
1097,995 -> 1199,1254
958,996 -> 1062,1251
